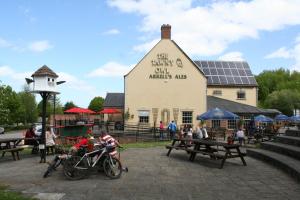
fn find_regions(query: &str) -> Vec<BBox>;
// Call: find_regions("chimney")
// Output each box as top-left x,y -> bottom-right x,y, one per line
161,24 -> 171,39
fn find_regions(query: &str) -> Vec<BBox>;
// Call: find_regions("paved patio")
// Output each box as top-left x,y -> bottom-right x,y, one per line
0,147 -> 299,200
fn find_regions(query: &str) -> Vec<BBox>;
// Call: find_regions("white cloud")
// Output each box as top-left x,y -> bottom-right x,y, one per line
87,62 -> 133,77
264,47 -> 292,59
0,65 -> 32,82
58,72 -> 97,94
28,40 -> 53,52
108,0 -> 300,56
265,35 -> 300,71
219,51 -> 244,61
103,29 -> 120,35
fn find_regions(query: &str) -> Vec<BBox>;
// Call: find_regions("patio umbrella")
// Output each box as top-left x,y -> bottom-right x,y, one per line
254,115 -> 273,123
99,108 -> 121,114
289,115 -> 300,123
274,114 -> 289,121
64,107 -> 96,114
196,107 -> 239,120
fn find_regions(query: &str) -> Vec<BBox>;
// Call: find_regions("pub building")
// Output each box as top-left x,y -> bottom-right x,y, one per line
103,24 -> 278,130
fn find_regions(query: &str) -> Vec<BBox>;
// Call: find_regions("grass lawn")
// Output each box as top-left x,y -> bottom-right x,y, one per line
0,185 -> 36,200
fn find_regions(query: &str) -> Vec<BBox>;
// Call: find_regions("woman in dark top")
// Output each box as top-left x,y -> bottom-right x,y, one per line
25,126 -> 39,153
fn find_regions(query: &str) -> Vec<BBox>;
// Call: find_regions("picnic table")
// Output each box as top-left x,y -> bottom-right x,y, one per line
0,137 -> 24,161
166,138 -> 247,169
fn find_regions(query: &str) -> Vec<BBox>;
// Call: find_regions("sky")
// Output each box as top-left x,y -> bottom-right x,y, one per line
1,0 -> 300,108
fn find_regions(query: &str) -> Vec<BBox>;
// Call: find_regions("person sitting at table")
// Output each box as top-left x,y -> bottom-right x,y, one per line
201,124 -> 209,138
46,126 -> 57,155
187,126 -> 193,145
24,126 -> 39,154
236,127 -> 245,146
69,134 -> 90,155
195,123 -> 203,139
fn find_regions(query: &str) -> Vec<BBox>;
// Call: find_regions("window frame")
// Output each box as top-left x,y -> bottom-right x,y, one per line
212,120 -> 220,129
139,116 -> 149,123
182,111 -> 193,124
237,90 -> 246,100
212,90 -> 222,96
227,120 -> 237,130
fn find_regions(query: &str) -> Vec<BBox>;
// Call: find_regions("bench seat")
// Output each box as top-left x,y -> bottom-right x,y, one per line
1,147 -> 24,161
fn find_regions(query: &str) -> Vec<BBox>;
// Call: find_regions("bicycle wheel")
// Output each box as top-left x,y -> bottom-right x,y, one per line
63,156 -> 88,180
103,156 -> 122,179
43,156 -> 62,178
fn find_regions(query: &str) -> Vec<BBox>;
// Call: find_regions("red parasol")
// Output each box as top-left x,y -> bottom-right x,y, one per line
99,108 -> 121,114
64,107 -> 96,114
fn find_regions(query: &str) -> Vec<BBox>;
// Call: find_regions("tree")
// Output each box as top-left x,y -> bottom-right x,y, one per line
17,86 -> 38,124
38,95 -> 64,118
0,83 -> 22,125
64,101 -> 77,111
264,89 -> 300,116
88,96 -> 104,112
256,68 -> 300,108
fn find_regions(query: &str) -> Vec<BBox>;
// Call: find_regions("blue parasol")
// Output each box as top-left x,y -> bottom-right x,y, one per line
274,114 -> 289,121
197,108 -> 239,120
254,115 -> 273,123
289,115 -> 300,123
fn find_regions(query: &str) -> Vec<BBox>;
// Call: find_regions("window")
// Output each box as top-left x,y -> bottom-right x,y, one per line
182,111 -> 193,124
228,120 -> 237,129
243,116 -> 251,129
139,116 -> 149,123
212,120 -> 220,128
138,110 -> 149,123
213,90 -> 222,96
237,90 -> 246,99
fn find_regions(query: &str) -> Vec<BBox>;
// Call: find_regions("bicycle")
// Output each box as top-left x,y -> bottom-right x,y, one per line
43,146 -> 69,178
63,142 -> 125,180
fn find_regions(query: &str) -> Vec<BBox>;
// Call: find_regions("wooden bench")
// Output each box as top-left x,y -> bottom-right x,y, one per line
185,148 -> 224,160
166,144 -> 194,156
0,147 -> 24,161
166,138 -> 247,169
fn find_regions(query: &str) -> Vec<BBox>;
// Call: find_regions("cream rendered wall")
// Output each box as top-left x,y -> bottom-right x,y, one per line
125,39 -> 207,128
207,86 -> 257,107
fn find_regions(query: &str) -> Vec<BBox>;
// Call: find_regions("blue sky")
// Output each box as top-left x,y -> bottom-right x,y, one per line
1,0 -> 300,107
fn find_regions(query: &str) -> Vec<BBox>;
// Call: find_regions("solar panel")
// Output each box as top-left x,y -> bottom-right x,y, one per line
194,60 -> 257,86
227,76 -> 235,84
235,62 -> 243,69
224,68 -> 231,76
201,61 -> 208,68
222,62 -> 230,68
208,76 -> 213,84
229,62 -> 236,68
212,76 -> 220,84
248,77 -> 257,85
217,68 -> 224,75
231,69 -> 239,76
234,76 -> 242,84
203,68 -> 210,75
245,70 -> 252,76
241,77 -> 249,84
242,62 -> 250,69
219,76 -> 227,84
238,69 -> 246,76
210,68 -> 217,75
215,61 -> 222,68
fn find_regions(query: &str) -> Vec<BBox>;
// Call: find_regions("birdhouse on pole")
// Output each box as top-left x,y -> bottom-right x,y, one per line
28,65 -> 60,94
25,65 -> 65,163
